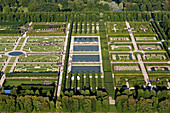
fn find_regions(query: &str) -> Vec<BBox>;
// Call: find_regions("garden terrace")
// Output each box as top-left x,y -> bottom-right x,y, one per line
0,36 -> 18,43
129,22 -> 156,34
4,79 -> 57,87
14,65 -> 59,73
19,54 -> 61,62
112,63 -> 142,75
27,22 -> 68,36
145,63 -> 170,73
27,36 -> 65,43
137,43 -> 164,51
109,35 -> 130,42
0,55 -> 8,62
111,53 -> 137,62
114,75 -> 146,88
23,44 -> 63,52
106,22 -> 128,34
134,34 -> 158,42
142,53 -> 169,62
110,44 -> 134,51
0,44 -> 14,52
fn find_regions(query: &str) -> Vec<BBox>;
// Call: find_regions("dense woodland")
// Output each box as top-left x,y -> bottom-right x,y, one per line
0,0 -> 170,12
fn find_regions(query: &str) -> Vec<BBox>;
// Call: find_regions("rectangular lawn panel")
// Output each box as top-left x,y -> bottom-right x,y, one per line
14,66 -> 59,72
23,44 -> 63,52
0,44 -> 13,52
19,54 -> 61,62
27,36 -> 64,43
0,37 -> 17,43
73,45 -> 99,51
72,55 -> 100,62
71,66 -> 101,73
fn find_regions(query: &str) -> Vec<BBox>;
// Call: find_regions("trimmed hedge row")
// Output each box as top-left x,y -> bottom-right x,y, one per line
6,72 -> 58,77
33,25 -> 60,29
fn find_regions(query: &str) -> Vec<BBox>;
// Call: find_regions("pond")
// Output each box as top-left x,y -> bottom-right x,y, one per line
73,45 -> 99,51
71,66 -> 101,73
8,51 -> 24,56
74,38 -> 98,42
72,55 -> 100,62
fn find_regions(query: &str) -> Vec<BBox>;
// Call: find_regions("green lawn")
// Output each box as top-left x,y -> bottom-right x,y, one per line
23,45 -> 63,52
4,66 -> 11,74
4,79 -> 57,87
19,54 -> 61,62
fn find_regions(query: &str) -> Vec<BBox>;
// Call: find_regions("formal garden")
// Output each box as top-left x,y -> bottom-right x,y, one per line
19,54 -> 61,62
111,53 -> 137,62
106,22 -> 128,34
0,10 -> 169,113
142,53 -> 169,62
110,44 -> 134,51
129,22 -> 156,34
72,21 -> 100,35
138,43 -> 164,51
27,22 -> 68,36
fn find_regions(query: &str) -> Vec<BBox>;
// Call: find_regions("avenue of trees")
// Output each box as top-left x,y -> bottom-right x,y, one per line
0,94 -> 56,112
115,89 -> 170,113
0,0 -> 169,12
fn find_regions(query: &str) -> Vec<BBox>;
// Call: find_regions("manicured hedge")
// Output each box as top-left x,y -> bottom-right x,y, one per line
6,72 -> 58,77
33,25 -> 60,29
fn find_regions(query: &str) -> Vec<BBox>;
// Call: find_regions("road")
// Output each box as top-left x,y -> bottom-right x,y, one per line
57,23 -> 70,97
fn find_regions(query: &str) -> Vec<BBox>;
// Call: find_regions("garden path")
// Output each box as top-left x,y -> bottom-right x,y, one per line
57,23 -> 70,97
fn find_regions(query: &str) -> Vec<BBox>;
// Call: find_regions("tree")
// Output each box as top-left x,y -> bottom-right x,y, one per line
56,101 -> 62,112
146,2 -> 152,11
96,100 -> 102,112
10,88 -> 17,96
141,4 -> 146,11
49,101 -> 55,112
3,5 -> 10,12
143,90 -> 150,98
158,99 -> 170,113
24,96 -> 33,113
83,99 -> 91,113
151,97 -> 158,112
127,14 -> 131,21
35,90 -> 40,96
46,91 -> 51,97
137,98 -> 153,112
128,96 -> 136,112
162,0 -> 169,11
19,0 -> 30,7
102,99 -> 109,112
73,99 -> 79,112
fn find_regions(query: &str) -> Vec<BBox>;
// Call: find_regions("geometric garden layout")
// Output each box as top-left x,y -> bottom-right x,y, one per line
0,20 -> 169,101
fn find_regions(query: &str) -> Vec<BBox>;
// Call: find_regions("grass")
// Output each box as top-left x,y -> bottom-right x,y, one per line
15,46 -> 21,50
23,45 -> 63,52
4,66 -> 11,74
14,66 -> 59,72
0,37 -> 17,43
27,37 -> 64,43
0,44 -> 13,52
19,38 -> 25,44
19,54 -> 61,62
9,57 -> 16,62
4,79 -> 57,87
